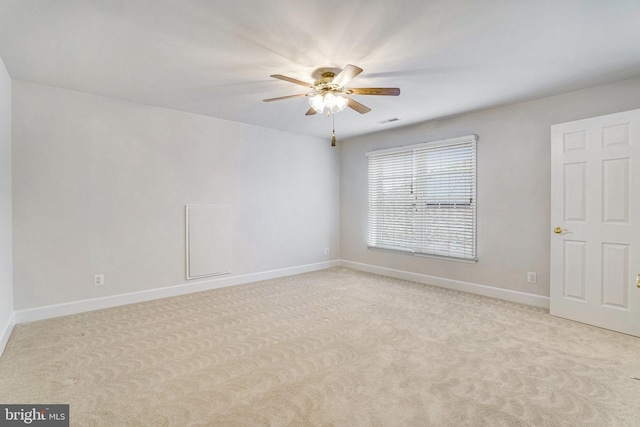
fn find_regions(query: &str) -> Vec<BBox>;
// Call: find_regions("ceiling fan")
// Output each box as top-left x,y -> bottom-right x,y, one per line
263,64 -> 400,116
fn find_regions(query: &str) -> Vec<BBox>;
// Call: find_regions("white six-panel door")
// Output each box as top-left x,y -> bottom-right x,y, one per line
550,109 -> 640,337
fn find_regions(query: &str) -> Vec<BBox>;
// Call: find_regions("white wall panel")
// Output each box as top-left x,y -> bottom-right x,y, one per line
186,205 -> 230,279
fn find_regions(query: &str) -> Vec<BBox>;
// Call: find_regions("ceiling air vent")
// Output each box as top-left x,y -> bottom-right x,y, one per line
377,118 -> 400,124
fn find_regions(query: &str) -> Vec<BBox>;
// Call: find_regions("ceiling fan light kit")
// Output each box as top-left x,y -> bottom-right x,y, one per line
307,71 -> 350,115
263,64 -> 400,145
309,91 -> 349,115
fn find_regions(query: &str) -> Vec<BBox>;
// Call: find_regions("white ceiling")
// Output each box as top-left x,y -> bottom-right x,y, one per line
1,0 -> 640,139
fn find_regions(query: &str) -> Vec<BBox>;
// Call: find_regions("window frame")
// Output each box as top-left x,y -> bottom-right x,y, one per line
366,134 -> 478,262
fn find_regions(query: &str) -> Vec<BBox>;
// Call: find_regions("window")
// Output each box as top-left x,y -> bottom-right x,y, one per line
367,135 -> 477,261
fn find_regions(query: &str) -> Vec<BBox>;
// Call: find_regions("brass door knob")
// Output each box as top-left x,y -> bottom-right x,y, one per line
553,227 -> 567,234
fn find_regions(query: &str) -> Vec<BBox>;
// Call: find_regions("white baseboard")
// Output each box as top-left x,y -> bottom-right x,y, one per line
340,260 -> 550,309
11,258 -> 548,327
0,311 -> 15,357
14,260 -> 340,324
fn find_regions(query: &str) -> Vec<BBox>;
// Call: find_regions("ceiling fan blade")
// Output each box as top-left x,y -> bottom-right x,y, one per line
305,108 -> 317,116
348,87 -> 401,96
263,94 -> 308,102
347,97 -> 371,114
332,64 -> 363,87
270,74 -> 314,88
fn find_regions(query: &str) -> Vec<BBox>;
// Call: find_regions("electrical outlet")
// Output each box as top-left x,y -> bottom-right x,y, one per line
94,274 -> 104,286
527,272 -> 537,284
324,248 -> 330,255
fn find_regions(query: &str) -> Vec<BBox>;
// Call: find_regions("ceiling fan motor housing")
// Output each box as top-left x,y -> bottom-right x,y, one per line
313,72 -> 345,95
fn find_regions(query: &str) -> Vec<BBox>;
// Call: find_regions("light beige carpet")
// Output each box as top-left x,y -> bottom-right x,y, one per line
1,267 -> 639,426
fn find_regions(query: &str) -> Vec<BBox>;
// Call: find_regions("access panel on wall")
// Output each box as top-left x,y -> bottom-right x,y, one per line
185,205 -> 230,280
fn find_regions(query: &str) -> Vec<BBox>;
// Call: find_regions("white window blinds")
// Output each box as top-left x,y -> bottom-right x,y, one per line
367,135 -> 477,261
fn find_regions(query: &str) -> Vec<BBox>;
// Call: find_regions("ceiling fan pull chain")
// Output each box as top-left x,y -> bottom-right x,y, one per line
331,115 -> 336,147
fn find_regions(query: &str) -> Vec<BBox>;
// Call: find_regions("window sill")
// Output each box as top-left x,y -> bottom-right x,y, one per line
367,245 -> 478,264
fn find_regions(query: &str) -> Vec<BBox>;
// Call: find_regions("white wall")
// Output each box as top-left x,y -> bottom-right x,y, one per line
341,77 -> 640,298
10,74 -> 640,317
12,81 -> 340,310
0,56 -> 13,351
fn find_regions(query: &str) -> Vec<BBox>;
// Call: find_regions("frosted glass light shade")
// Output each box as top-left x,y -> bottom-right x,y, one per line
309,94 -> 324,113
308,92 -> 349,114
